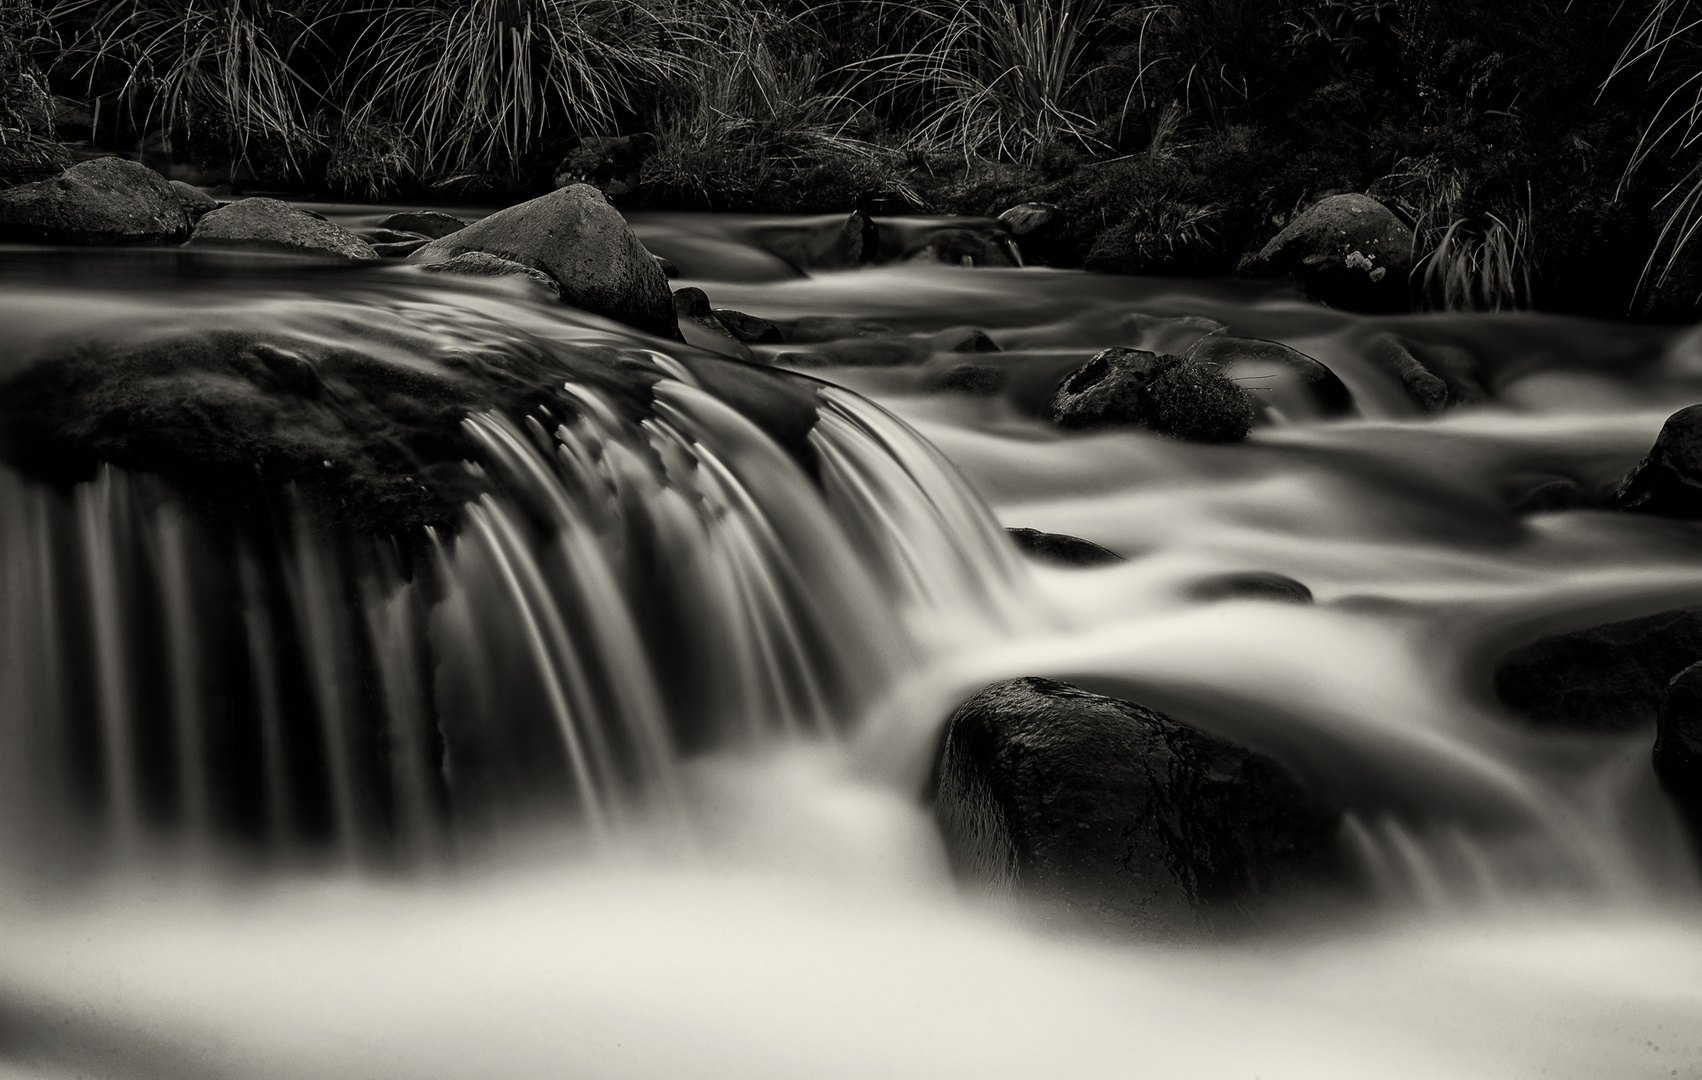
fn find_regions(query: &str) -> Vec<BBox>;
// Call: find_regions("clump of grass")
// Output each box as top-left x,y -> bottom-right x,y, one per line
865,0 -> 1112,164
347,0 -> 696,184
0,0 -> 67,181
1374,157 -> 1533,312
55,0 -> 322,179
643,4 -> 916,209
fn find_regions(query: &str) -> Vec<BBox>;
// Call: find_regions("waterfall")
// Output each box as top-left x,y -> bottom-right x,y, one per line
0,363 -> 1028,868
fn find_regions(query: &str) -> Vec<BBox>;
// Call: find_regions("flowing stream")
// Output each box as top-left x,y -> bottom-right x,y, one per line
0,209 -> 1700,1078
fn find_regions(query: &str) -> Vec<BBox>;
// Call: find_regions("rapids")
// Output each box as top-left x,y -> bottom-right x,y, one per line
0,206 -> 1701,1078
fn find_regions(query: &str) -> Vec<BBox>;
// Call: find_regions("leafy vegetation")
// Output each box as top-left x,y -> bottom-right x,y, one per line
9,0 -> 1702,319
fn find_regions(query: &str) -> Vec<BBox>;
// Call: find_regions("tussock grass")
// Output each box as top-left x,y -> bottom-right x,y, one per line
55,0 -> 322,177
864,0 -> 1112,164
347,0 -> 697,183
1374,158 -> 1532,312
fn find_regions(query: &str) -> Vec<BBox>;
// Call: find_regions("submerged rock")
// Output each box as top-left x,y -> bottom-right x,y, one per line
713,308 -> 784,345
932,363 -> 1008,396
412,184 -> 679,340
1004,528 -> 1123,566
376,211 -> 466,239
1189,571 -> 1313,604
1052,347 -> 1253,443
1615,404 -> 1702,519
931,677 -> 1343,935
188,198 -> 378,259
0,157 -> 188,245
1183,334 -> 1353,422
419,251 -> 562,298
1242,193 -> 1413,313
1655,663 -> 1702,848
1493,607 -> 1702,731
1360,332 -> 1487,413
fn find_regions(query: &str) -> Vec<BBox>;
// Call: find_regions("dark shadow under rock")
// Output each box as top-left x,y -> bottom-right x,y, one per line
931,677 -> 1345,937
1005,527 -> 1123,566
1493,606 -> 1702,731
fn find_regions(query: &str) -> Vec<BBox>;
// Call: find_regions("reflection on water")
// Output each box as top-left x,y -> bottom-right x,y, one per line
1,224 -> 1701,1078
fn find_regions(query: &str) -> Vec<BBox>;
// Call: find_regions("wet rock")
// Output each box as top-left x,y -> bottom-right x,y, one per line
0,157 -> 189,245
1184,334 -> 1353,421
673,288 -> 754,361
1493,607 -> 1702,731
1615,404 -> 1702,519
931,677 -> 1344,935
363,228 -> 428,244
552,133 -> 656,198
0,315 -> 825,539
169,180 -> 218,224
908,226 -> 1017,268
928,327 -> 1000,354
419,251 -> 562,298
1655,662 -> 1702,848
1004,528 -> 1123,566
375,211 -> 466,239
188,198 -> 378,259
1361,332 -> 1486,412
412,184 -> 678,340
998,202 -> 1064,264
1052,347 -> 1254,444
1189,571 -> 1313,604
932,363 -> 1008,396
1242,193 -> 1413,313
713,308 -> 783,345
838,209 -> 880,266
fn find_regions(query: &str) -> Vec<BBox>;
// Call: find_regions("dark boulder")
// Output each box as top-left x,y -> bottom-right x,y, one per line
375,211 -> 466,240
169,180 -> 218,224
932,677 -> 1344,935
412,184 -> 678,340
1052,347 -> 1254,443
1616,404 -> 1702,519
1184,334 -> 1353,422
1655,662 -> 1702,848
928,327 -> 1000,354
188,198 -> 378,259
1242,193 -> 1413,313
776,316 -> 894,344
932,363 -> 1008,396
1189,571 -> 1313,604
0,157 -> 188,245
1004,528 -> 1123,566
419,251 -> 563,298
1493,607 -> 1702,731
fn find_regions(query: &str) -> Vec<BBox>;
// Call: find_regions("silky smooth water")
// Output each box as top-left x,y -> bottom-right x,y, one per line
0,211 -> 1700,1078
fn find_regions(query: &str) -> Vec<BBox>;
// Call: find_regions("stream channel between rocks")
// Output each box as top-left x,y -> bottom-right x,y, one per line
0,204 -> 1699,1079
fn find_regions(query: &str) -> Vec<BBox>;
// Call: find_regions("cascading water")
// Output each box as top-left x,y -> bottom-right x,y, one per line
0,213 -> 1699,1079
